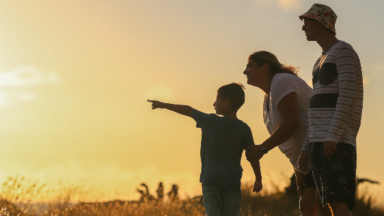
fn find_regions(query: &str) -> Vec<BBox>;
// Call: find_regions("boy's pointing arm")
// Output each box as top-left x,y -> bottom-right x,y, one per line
147,100 -> 193,117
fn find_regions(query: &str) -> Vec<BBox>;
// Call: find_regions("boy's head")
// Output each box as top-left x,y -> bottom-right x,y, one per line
214,83 -> 245,114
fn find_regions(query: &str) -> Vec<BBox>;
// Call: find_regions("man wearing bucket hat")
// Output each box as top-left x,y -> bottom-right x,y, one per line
297,3 -> 363,216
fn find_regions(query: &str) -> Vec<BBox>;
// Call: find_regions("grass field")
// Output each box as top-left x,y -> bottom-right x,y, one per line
0,176 -> 383,216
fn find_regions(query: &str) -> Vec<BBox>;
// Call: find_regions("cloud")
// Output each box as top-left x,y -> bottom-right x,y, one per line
277,0 -> 301,11
145,84 -> 175,100
0,66 -> 60,87
0,66 -> 61,107
362,64 -> 384,87
254,0 -> 302,11
0,91 -> 10,107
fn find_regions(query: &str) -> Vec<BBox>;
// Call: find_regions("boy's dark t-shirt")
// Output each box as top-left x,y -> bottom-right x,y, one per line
192,109 -> 255,190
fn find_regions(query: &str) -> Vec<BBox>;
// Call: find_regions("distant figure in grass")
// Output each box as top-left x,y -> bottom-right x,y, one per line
157,182 -> 164,200
167,184 -> 179,202
148,83 -> 262,216
297,4 -> 363,216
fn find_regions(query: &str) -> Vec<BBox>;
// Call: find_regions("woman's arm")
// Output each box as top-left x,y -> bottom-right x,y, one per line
246,92 -> 300,162
262,92 -> 300,150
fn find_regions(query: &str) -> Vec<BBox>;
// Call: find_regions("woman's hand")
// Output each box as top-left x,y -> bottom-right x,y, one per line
297,150 -> 310,173
245,145 -> 263,162
294,169 -> 305,197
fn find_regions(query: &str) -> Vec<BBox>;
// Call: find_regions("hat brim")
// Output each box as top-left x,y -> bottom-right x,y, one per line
299,13 -> 313,20
298,14 -> 336,34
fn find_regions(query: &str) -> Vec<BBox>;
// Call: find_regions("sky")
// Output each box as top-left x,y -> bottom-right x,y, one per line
0,0 -> 383,206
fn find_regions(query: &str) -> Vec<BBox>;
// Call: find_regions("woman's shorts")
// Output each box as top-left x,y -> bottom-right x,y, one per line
302,170 -> 316,189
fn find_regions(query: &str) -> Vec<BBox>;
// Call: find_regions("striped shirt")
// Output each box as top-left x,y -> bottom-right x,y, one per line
302,41 -> 363,151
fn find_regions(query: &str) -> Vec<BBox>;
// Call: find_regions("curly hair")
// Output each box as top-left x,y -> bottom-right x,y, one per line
249,51 -> 299,76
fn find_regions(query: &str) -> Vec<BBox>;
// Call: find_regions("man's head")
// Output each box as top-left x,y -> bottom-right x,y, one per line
214,83 -> 245,114
299,4 -> 337,41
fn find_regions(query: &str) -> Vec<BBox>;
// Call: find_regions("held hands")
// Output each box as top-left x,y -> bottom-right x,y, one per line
253,180 -> 262,193
245,145 -> 263,163
324,141 -> 338,159
147,100 -> 165,109
297,150 -> 310,173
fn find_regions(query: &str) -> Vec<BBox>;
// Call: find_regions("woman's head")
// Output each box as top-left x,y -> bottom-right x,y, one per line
244,51 -> 299,87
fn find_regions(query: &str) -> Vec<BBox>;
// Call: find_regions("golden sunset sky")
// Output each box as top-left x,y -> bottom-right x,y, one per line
0,0 -> 383,205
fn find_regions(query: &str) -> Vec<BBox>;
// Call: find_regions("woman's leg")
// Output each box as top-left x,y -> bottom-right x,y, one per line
300,187 -> 318,216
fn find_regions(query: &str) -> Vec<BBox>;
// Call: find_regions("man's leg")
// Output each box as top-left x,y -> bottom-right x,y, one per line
322,143 -> 357,215
300,187 -> 318,216
329,203 -> 352,216
316,190 -> 332,216
310,143 -> 332,216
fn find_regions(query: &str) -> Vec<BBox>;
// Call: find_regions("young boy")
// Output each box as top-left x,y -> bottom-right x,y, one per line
148,83 -> 261,216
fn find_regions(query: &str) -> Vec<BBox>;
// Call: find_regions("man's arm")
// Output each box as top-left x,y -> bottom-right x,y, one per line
246,92 -> 300,162
148,100 -> 193,117
324,46 -> 360,159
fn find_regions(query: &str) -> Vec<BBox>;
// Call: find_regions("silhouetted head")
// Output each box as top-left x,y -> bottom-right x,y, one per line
299,4 -> 337,41
214,83 -> 245,113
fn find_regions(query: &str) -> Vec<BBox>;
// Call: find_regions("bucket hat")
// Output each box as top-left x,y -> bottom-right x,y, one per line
299,4 -> 337,34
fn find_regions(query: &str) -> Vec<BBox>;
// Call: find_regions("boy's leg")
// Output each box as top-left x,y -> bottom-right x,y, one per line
202,185 -> 224,216
220,188 -> 241,216
203,185 -> 224,216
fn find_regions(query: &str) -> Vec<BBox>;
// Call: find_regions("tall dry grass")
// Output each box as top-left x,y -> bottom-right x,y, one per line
0,176 -> 382,216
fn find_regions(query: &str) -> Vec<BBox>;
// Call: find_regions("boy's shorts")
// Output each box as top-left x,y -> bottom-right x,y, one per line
310,142 -> 357,211
202,185 -> 241,216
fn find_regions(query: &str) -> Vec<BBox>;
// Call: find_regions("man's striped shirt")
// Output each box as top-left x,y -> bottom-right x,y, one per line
302,41 -> 363,151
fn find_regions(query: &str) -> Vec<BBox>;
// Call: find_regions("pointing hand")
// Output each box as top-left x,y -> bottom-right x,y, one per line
147,100 -> 164,109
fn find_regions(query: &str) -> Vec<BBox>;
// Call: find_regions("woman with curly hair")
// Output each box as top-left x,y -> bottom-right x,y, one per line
244,51 -> 318,216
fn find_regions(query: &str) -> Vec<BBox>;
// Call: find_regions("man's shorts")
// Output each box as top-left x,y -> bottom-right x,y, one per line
310,142 -> 357,211
202,185 -> 241,216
